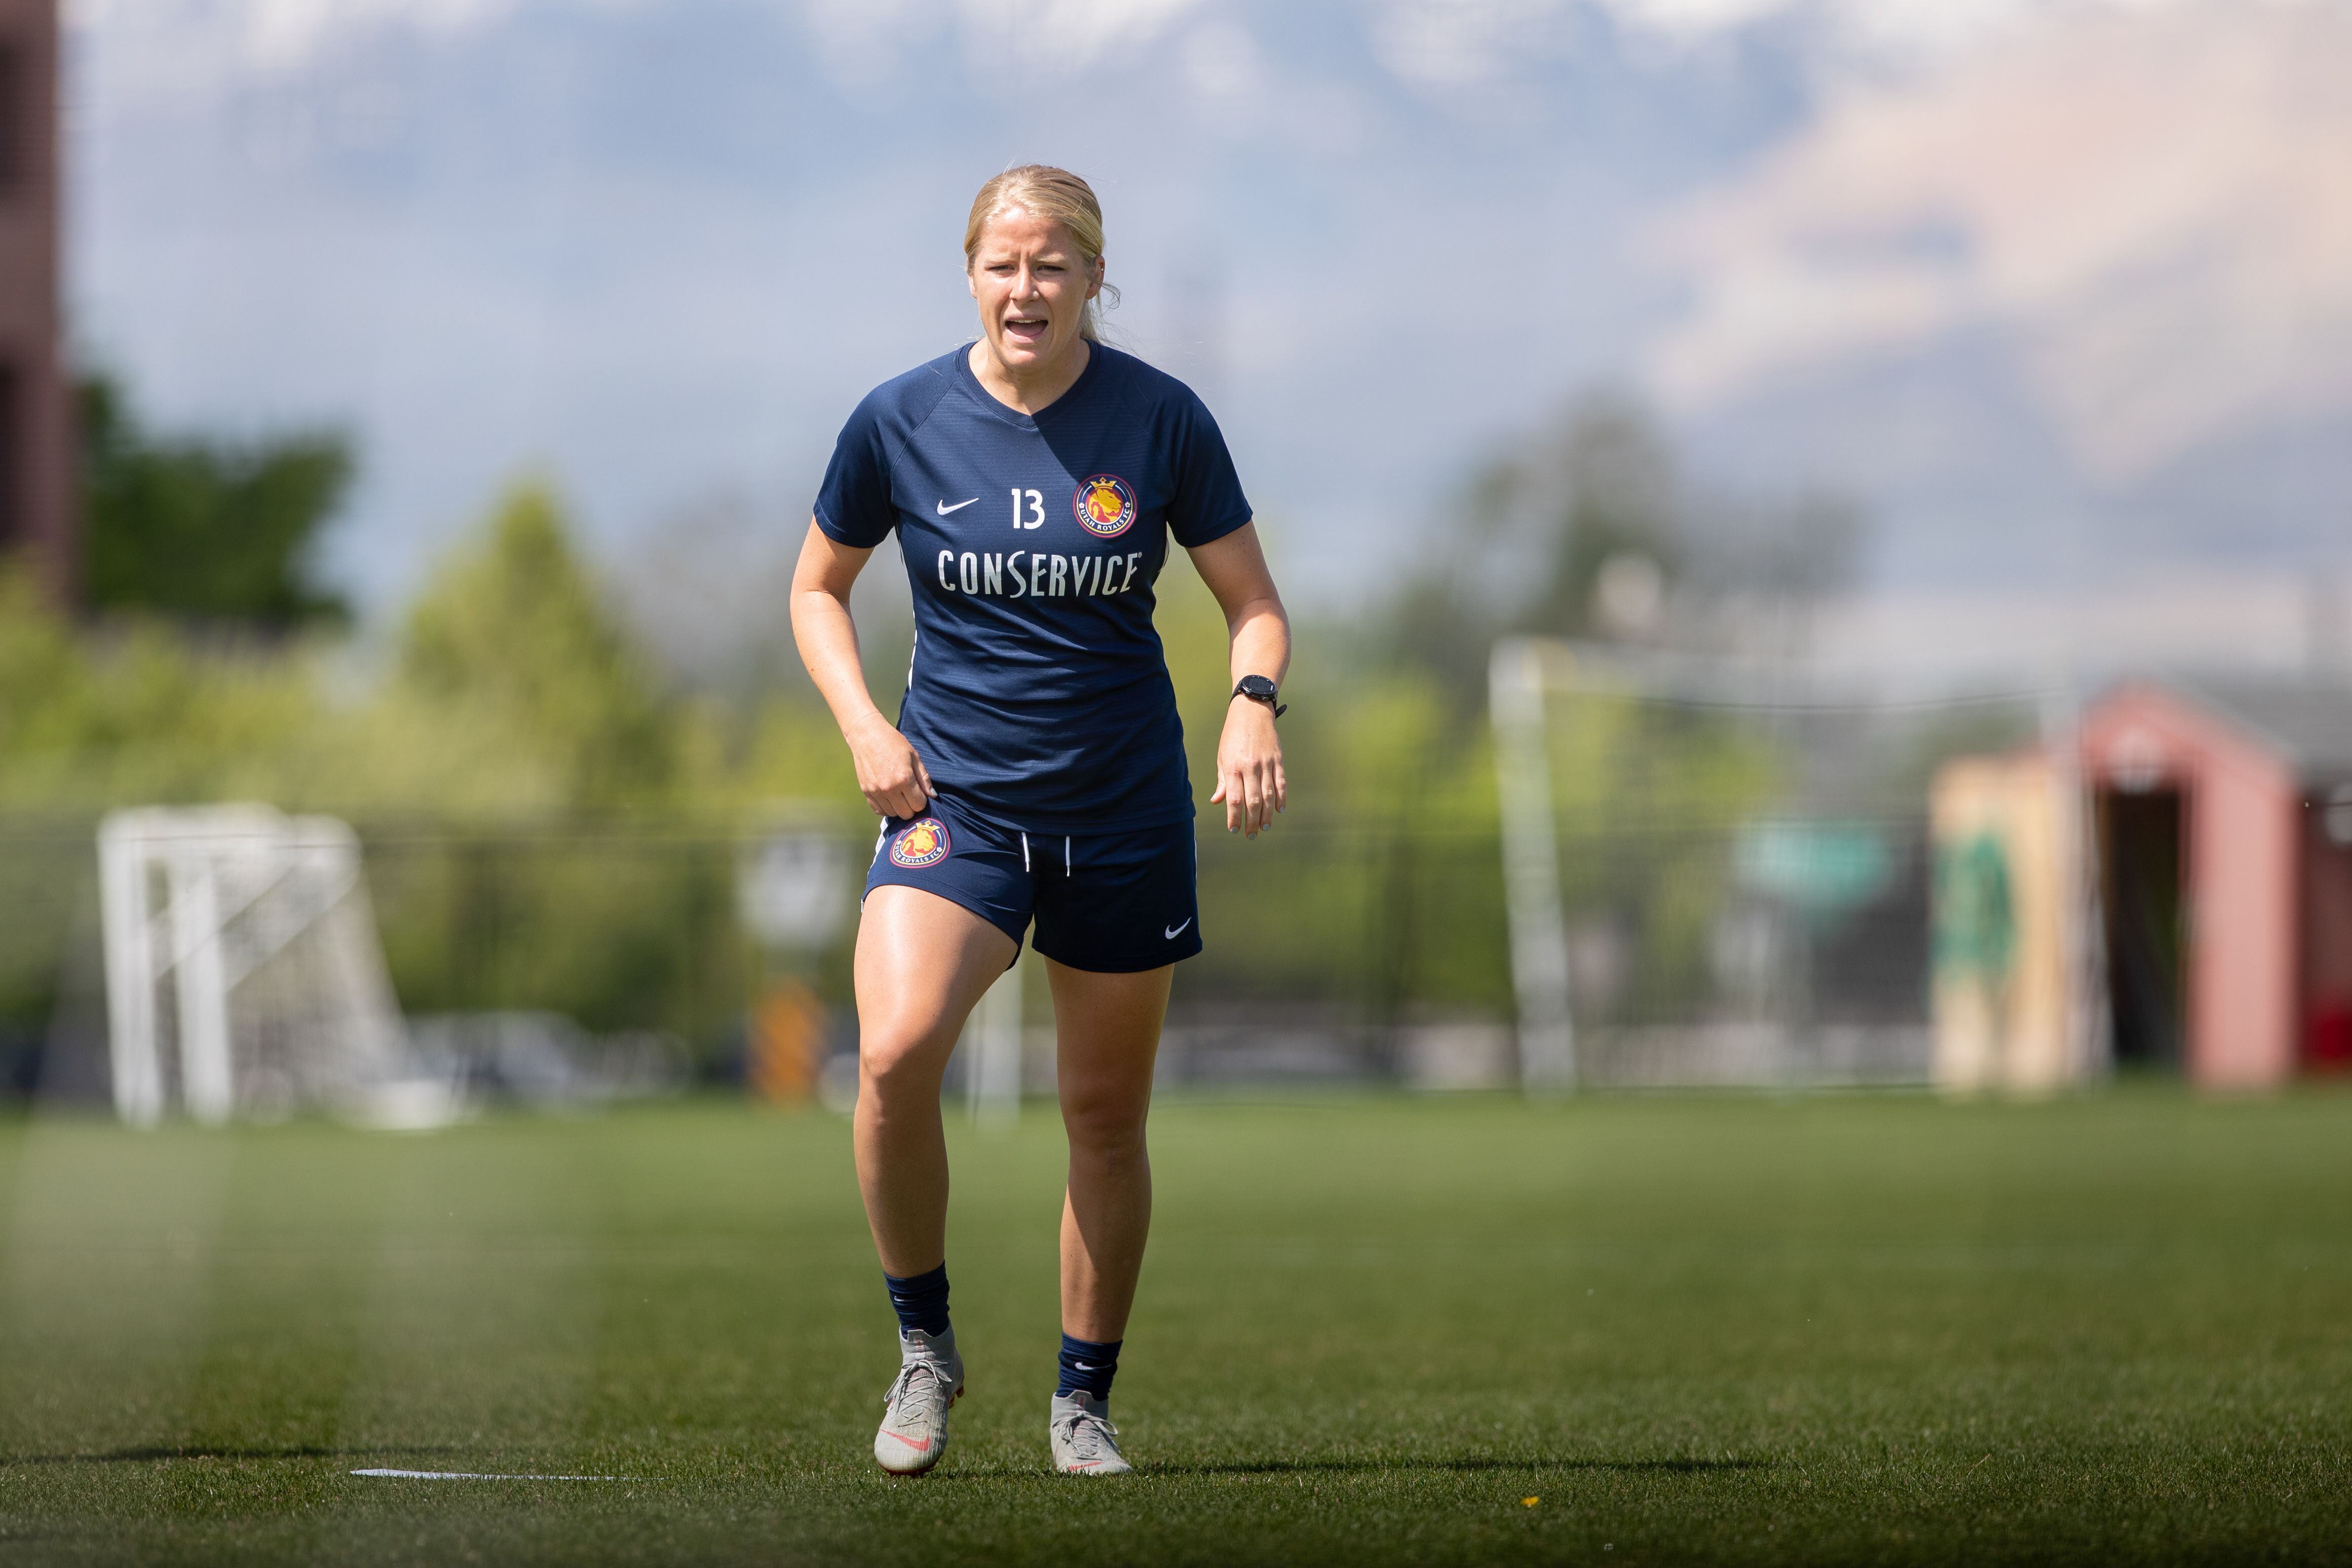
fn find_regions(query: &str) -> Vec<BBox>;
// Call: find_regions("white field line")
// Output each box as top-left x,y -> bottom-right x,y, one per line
352,1468 -> 637,1481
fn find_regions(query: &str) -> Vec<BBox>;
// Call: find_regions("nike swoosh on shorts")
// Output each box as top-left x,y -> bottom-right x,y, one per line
1164,919 -> 1193,940
936,497 -> 977,515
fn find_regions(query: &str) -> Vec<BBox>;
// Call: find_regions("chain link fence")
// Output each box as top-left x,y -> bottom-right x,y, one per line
1,785 -> 1976,1109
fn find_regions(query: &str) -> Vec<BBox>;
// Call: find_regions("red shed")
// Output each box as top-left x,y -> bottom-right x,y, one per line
2079,677 -> 2352,1089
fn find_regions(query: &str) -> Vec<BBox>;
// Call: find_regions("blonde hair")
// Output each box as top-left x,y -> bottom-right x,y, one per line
964,165 -> 1118,341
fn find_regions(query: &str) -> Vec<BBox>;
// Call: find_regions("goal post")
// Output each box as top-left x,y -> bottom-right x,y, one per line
98,805 -> 441,1126
1488,637 -> 2100,1093
1489,639 -> 1576,1091
963,950 -> 1025,1129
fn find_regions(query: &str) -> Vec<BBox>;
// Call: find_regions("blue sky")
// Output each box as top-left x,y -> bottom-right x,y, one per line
67,0 -> 2352,614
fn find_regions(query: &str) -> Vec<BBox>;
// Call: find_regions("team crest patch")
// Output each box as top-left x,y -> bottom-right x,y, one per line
1074,475 -> 1137,538
889,818 -> 951,869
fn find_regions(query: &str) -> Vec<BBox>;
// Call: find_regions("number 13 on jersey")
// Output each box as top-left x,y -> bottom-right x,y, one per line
1011,488 -> 1043,529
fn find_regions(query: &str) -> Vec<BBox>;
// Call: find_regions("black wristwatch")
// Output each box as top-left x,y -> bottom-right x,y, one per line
1232,674 -> 1286,719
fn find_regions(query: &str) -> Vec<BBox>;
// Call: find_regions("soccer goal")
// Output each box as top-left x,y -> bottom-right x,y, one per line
962,954 -> 1025,1129
98,805 -> 446,1127
1488,637 -> 2105,1093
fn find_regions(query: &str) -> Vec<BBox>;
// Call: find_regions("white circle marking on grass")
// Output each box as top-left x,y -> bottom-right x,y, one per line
352,1469 -> 634,1481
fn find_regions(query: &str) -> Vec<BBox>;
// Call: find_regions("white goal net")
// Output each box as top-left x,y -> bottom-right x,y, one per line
98,805 -> 445,1126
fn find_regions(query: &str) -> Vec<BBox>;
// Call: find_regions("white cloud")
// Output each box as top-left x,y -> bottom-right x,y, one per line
1598,0 -> 2168,59
797,0 -> 937,87
69,0 -> 550,82
1362,0 -> 2193,100
1372,0 -> 1571,87
70,0 -> 1207,115
1181,18 -> 1267,99
65,0 -> 646,119
237,0 -> 529,70
1644,1 -> 2352,480
1371,0 -> 2288,80
1600,0 -> 1798,41
801,0 -> 1204,82
950,0 -> 1203,69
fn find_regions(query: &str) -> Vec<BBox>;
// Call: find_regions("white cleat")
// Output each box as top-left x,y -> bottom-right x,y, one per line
874,1327 -> 963,1475
1048,1390 -> 1132,1476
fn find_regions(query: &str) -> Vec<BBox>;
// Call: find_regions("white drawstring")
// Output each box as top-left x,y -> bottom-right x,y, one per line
1013,832 -> 1071,875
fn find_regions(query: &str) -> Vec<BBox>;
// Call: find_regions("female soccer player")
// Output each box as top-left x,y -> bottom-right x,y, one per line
789,166 -> 1290,1478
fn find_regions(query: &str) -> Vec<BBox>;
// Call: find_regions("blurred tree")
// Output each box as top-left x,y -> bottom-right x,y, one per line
398,480 -> 677,809
79,373 -> 355,626
1496,396 -> 1865,654
0,487 -> 744,1060
1373,392 -> 1865,701
1506,396 -> 1685,640
0,563 -> 322,811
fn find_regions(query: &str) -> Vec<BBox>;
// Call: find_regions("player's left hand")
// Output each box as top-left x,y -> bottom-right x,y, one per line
1211,699 -> 1286,838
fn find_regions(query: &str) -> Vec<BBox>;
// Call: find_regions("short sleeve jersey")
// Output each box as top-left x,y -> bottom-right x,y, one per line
814,343 -> 1252,834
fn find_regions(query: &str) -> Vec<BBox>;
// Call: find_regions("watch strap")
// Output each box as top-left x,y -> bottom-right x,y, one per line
1232,678 -> 1286,719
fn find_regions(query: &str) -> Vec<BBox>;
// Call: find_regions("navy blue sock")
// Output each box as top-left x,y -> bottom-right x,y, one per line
1056,1333 -> 1121,1401
883,1264 -> 951,1338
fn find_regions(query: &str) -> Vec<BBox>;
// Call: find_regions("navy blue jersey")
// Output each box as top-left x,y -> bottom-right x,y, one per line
814,343 -> 1251,833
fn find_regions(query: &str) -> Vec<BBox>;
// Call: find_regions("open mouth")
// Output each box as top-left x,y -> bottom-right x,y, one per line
1003,315 -> 1049,346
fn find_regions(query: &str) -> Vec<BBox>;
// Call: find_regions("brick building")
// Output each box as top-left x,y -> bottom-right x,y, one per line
0,0 -> 67,599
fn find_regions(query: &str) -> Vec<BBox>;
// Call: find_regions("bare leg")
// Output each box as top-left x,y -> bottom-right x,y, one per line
1048,960 -> 1173,1342
852,887 -> 1017,1277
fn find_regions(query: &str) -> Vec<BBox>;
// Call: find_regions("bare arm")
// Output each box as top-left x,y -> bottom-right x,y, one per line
1186,522 -> 1291,839
789,519 -> 935,820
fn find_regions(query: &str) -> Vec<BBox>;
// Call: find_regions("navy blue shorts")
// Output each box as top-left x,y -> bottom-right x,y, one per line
862,796 -> 1201,973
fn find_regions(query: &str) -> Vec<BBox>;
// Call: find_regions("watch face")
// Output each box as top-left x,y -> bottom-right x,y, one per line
1237,676 -> 1278,699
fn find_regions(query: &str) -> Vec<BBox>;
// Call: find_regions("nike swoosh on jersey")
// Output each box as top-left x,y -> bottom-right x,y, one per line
1164,919 -> 1193,940
936,497 -> 978,515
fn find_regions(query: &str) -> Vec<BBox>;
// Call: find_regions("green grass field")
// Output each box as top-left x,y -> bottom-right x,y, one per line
2,1091 -> 2348,1565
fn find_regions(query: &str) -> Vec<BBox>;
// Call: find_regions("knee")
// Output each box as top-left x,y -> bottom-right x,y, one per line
1061,1087 -> 1148,1161
860,1032 -> 945,1105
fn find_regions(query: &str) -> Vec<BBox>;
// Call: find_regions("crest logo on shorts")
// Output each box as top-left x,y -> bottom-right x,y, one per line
889,818 -> 951,869
1074,475 -> 1137,538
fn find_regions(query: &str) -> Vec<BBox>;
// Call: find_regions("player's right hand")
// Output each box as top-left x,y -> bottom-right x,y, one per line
849,714 -> 936,819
